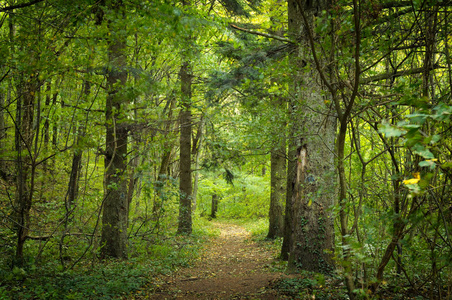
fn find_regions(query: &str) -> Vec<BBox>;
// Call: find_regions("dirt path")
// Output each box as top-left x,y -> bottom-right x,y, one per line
144,221 -> 287,299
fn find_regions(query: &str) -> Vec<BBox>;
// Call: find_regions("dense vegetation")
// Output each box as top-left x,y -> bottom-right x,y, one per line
0,0 -> 451,299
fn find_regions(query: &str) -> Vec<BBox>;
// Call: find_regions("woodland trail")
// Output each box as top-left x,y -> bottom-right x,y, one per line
136,221 -> 289,299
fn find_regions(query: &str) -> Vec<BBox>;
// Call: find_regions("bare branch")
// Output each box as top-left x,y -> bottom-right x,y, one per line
360,66 -> 440,84
229,24 -> 295,44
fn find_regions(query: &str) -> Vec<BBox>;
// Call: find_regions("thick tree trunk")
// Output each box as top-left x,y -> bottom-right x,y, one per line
100,1 -> 129,259
177,60 -> 193,235
285,0 -> 336,274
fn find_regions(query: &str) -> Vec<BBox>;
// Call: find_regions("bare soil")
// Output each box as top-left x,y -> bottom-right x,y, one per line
140,221 -> 290,299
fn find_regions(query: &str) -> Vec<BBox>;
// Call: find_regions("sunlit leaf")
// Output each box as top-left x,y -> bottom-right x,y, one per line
378,120 -> 405,137
412,144 -> 435,159
403,172 -> 420,185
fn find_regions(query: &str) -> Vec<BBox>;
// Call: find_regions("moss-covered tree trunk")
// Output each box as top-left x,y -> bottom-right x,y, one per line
285,0 -> 335,274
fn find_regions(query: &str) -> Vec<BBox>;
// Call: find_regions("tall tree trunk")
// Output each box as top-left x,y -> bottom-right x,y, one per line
192,116 -> 203,212
280,0 -> 303,260
100,0 -> 129,259
65,81 -> 89,209
285,0 -> 335,274
67,134 -> 85,208
60,122 -> 85,269
0,85 -> 5,172
14,78 -> 36,264
267,145 -> 285,239
42,81 -> 59,172
177,59 -> 193,235
65,130 -> 84,209
42,82 -> 51,172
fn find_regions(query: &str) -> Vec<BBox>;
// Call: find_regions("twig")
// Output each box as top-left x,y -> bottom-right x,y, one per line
229,24 -> 295,44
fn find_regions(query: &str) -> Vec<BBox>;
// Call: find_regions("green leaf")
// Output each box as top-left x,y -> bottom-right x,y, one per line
405,113 -> 429,124
412,144 -> 435,159
378,120 -> 405,137
419,160 -> 436,170
430,134 -> 441,144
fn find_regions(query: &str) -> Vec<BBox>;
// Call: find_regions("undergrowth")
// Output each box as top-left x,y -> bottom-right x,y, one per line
0,220 -> 210,300
270,271 -> 348,300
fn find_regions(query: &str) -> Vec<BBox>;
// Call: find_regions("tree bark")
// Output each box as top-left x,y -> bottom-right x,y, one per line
67,128 -> 84,209
285,0 -> 335,274
0,85 -> 5,172
14,77 -> 36,264
192,116 -> 204,212
177,60 -> 193,235
211,194 -> 218,219
280,0 -> 304,261
100,0 -> 129,259
267,146 -> 285,239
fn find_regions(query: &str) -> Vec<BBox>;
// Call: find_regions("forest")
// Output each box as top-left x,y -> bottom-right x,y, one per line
0,0 -> 451,299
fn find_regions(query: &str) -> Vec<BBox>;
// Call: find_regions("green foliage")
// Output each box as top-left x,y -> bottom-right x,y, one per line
0,235 -> 204,300
196,169 -> 270,219
271,271 -> 348,300
0,261 -> 149,299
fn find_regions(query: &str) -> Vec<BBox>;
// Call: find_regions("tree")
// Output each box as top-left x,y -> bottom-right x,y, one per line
100,0 -> 129,259
267,136 -> 285,239
10,4 -> 44,264
177,58 -> 193,235
267,93 -> 286,239
283,0 -> 335,274
177,1 -> 194,235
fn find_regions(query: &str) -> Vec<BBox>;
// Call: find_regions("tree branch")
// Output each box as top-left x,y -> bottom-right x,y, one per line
381,1 -> 452,9
360,65 -> 440,84
380,1 -> 412,9
0,69 -> 10,84
229,24 -> 295,44
0,0 -> 45,12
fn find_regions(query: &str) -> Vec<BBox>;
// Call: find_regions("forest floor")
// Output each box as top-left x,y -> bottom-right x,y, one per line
130,220 -> 294,299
